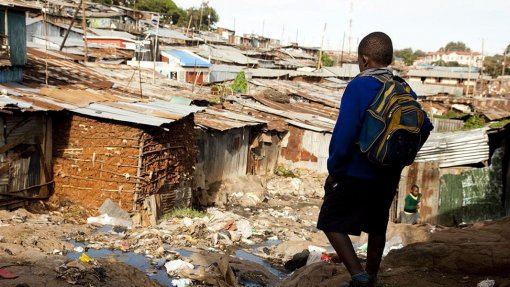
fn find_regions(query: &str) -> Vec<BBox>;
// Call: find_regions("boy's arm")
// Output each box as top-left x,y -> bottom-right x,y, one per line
327,79 -> 364,176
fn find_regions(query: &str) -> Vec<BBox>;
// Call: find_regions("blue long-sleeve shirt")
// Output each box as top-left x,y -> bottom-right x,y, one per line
327,76 -> 433,180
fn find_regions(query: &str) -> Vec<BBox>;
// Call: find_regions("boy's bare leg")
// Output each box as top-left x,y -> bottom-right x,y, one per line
325,232 -> 364,275
365,232 -> 386,278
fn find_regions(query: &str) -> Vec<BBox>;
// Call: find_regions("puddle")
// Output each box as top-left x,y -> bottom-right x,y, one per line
235,249 -> 289,279
68,241 -> 174,286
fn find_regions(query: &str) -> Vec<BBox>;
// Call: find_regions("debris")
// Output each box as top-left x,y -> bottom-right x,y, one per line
86,199 -> 132,227
0,268 -> 18,279
171,278 -> 193,287
182,217 -> 193,227
74,246 -> 84,253
477,279 -> 496,287
382,236 -> 404,256
306,246 -> 327,265
86,214 -> 132,228
79,253 -> 92,263
284,249 -> 309,271
164,259 -> 194,274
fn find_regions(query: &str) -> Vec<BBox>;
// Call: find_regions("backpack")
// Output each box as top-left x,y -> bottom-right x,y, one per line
358,74 -> 426,167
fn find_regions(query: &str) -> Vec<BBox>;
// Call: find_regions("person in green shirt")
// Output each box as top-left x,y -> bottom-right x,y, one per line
401,184 -> 422,224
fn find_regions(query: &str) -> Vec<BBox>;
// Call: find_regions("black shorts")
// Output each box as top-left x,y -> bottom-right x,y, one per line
317,175 -> 398,236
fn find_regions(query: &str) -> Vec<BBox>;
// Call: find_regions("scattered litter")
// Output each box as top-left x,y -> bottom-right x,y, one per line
0,268 -> 18,279
171,278 -> 193,287
79,253 -> 92,263
87,214 -> 132,228
74,246 -> 84,253
383,236 -> 404,256
86,199 -> 133,227
182,218 -> 193,227
164,259 -> 194,274
306,246 -> 326,265
477,279 -> 496,287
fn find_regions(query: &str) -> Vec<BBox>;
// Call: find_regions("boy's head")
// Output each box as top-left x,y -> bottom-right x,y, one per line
357,32 -> 393,71
411,184 -> 420,196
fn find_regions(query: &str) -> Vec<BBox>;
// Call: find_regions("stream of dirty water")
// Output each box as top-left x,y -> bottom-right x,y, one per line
66,228 -> 290,286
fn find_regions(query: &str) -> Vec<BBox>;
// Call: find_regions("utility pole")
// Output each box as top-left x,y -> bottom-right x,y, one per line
348,0 -> 353,55
480,39 -> 485,96
152,13 -> 160,84
281,24 -> 285,46
261,20 -> 265,37
60,0 -> 83,51
317,23 -> 327,70
295,28 -> 298,44
340,31 -> 345,66
502,47 -> 508,76
81,0 -> 88,62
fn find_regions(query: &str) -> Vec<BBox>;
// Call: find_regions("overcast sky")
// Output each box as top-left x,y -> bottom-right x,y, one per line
173,0 -> 509,55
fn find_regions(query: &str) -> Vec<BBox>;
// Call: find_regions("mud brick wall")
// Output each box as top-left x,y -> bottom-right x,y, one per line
53,114 -> 142,210
140,115 -> 196,196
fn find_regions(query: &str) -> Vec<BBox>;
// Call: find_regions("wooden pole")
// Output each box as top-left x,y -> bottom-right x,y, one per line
59,0 -> 83,51
81,0 -> 88,62
317,23 -> 327,70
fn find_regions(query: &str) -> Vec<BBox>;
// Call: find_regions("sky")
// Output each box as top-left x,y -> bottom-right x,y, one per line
173,0 -> 509,55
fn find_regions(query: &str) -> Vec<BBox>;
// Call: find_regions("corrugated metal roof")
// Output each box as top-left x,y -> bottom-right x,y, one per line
88,28 -> 137,40
197,45 -> 258,65
408,69 -> 491,80
145,28 -> 191,41
415,128 -> 489,167
162,50 -> 212,68
320,64 -> 360,78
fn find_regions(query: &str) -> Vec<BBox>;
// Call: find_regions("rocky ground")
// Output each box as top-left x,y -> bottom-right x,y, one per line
0,174 -> 508,287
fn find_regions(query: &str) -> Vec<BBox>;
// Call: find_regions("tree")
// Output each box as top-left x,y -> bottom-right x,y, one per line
439,41 -> 471,52
321,52 -> 334,67
133,0 -> 186,24
231,72 -> 247,94
484,54 -> 510,77
178,4 -> 219,31
394,48 -> 416,66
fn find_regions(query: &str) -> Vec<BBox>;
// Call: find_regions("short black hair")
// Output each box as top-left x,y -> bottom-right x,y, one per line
358,32 -> 393,66
411,184 -> 420,190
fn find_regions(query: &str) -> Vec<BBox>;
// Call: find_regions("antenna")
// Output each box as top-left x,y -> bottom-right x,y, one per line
348,0 -> 353,55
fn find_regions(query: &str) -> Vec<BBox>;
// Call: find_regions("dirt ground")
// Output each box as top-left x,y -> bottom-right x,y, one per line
0,191 -> 509,287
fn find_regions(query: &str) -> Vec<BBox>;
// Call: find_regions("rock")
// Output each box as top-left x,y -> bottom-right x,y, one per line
284,249 -> 309,271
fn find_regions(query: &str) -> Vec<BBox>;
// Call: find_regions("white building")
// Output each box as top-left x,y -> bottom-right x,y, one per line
160,50 -> 211,84
418,51 -> 483,68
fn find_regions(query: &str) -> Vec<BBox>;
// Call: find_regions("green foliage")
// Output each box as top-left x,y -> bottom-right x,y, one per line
274,166 -> 296,178
394,48 -> 428,66
489,119 -> 510,129
321,52 -> 334,67
462,114 -> 486,130
433,111 -> 468,119
439,41 -> 471,52
133,0 -> 186,24
230,71 -> 248,94
483,54 -> 510,77
160,208 -> 206,220
177,5 -> 219,30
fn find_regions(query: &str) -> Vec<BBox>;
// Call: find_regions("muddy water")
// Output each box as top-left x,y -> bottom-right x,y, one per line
67,240 -> 175,286
68,234 -> 289,286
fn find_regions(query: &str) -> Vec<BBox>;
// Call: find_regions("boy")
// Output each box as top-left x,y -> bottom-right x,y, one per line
401,184 -> 422,224
317,32 -> 432,287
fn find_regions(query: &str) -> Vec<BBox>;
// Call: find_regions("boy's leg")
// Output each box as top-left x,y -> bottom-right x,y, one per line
325,232 -> 364,275
365,232 -> 386,278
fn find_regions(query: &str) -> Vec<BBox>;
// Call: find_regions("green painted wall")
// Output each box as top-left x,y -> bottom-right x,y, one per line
439,148 -> 505,225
